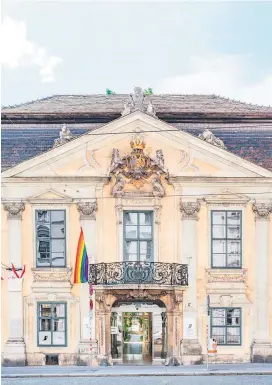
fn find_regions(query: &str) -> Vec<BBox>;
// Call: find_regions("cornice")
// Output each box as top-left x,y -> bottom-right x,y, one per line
2,176 -> 110,183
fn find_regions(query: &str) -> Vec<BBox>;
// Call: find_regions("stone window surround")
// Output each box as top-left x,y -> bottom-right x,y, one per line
37,302 -> 67,347
210,210 -> 242,269
208,206 -> 246,270
24,293 -> 80,352
31,205 -> 70,269
210,307 -> 242,346
115,196 -> 162,262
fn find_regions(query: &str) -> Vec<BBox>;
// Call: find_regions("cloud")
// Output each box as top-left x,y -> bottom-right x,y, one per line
156,55 -> 272,106
0,16 -> 62,83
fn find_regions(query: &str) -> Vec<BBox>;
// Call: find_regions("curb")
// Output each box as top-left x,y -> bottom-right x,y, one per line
2,371 -> 272,378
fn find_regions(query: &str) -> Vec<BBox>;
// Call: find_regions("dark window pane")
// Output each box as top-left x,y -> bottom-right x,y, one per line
52,304 -> 65,317
227,254 -> 241,268
51,254 -> 65,267
227,327 -> 240,344
212,327 -> 225,344
40,304 -> 51,317
40,318 -> 51,331
227,211 -> 240,225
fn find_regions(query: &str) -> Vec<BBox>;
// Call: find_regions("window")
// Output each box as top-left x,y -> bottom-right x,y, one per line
211,211 -> 242,268
37,303 -> 67,347
124,211 -> 153,261
211,308 -> 241,345
36,210 -> 66,267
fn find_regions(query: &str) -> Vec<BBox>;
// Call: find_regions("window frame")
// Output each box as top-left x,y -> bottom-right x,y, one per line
210,307 -> 242,346
37,302 -> 67,347
211,210 -> 242,269
123,210 -> 154,262
35,209 -> 66,268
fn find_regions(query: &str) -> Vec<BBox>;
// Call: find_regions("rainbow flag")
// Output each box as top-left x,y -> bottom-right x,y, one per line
74,228 -> 88,283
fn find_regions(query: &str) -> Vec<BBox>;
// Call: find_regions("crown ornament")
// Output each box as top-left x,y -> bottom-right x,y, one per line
130,133 -> 146,151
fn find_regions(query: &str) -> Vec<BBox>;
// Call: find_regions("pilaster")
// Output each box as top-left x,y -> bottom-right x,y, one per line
180,200 -> 202,364
2,202 -> 26,366
252,202 -> 272,362
77,201 -> 98,365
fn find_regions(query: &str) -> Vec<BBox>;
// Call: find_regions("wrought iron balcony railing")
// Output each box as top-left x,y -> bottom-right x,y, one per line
89,261 -> 188,286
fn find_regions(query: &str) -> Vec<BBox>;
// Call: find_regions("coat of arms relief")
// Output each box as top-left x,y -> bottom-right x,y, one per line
109,133 -> 168,197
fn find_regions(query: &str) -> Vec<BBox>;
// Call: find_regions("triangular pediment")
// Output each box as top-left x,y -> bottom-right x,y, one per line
27,189 -> 73,203
2,111 -> 272,179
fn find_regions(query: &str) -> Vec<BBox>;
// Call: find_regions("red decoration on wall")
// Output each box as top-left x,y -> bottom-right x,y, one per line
89,299 -> 93,311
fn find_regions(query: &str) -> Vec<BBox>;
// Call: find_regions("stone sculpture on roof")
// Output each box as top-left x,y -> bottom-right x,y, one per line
53,124 -> 75,148
198,129 -> 226,149
121,87 -> 157,117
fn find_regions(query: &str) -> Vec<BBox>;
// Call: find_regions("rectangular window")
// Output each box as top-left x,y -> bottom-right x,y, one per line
37,303 -> 67,347
36,210 -> 66,267
211,308 -> 241,345
123,211 -> 153,261
211,211 -> 242,268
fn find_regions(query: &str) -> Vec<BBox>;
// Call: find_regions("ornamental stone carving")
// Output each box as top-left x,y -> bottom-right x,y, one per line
180,201 -> 201,220
109,133 -> 168,195
206,269 -> 247,283
198,129 -> 226,149
121,87 -> 157,117
32,269 -> 72,282
111,289 -> 168,301
53,124 -> 75,148
3,202 -> 25,219
252,202 -> 272,220
77,201 -> 97,220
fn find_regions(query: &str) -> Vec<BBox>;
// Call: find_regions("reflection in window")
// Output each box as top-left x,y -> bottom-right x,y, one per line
38,303 -> 66,346
211,211 -> 242,268
36,210 -> 66,267
211,308 -> 241,345
124,211 -> 153,261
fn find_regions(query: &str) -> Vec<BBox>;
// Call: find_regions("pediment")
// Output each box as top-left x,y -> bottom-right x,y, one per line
203,192 -> 251,206
27,189 -> 73,203
2,111 -> 272,180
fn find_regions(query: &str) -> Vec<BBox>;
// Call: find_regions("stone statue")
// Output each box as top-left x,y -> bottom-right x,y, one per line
121,103 -> 131,116
130,87 -> 145,111
146,100 -> 156,117
199,129 -> 226,149
53,124 -> 75,148
151,176 -> 165,197
112,176 -> 125,196
109,149 -> 124,174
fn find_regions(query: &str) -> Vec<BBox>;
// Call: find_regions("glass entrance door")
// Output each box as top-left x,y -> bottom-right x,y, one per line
123,312 -> 152,363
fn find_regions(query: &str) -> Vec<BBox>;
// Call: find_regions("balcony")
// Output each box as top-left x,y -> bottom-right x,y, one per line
89,261 -> 188,286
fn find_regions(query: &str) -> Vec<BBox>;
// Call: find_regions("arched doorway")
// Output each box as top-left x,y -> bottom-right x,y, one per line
111,299 -> 167,364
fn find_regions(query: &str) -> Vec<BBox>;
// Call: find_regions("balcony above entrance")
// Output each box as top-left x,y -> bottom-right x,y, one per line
89,261 -> 188,286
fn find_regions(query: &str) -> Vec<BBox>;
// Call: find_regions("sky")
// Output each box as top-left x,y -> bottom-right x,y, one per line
1,0 -> 272,107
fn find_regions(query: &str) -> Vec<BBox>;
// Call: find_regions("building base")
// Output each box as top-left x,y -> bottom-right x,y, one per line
3,339 -> 26,367
97,354 -> 113,366
252,341 -> 272,363
165,356 -> 181,366
180,339 -> 202,365
77,340 -> 99,366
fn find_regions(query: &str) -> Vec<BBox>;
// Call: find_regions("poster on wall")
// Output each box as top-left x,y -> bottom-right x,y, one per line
183,317 -> 196,339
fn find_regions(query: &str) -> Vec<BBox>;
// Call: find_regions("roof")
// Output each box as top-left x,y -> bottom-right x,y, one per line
2,124 -> 272,172
2,94 -> 272,120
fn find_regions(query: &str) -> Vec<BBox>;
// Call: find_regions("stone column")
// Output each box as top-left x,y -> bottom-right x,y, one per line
180,201 -> 202,364
3,202 -> 26,366
252,202 -> 272,362
77,201 -> 98,365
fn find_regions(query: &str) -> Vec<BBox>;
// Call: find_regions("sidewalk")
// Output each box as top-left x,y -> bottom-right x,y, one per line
2,363 -> 272,378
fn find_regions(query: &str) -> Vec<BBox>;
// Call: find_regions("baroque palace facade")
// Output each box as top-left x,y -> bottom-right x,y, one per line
1,88 -> 272,366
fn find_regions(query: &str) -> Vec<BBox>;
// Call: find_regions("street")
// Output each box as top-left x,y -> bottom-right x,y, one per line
2,376 -> 272,385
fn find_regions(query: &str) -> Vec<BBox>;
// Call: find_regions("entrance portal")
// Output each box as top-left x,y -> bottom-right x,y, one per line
123,312 -> 152,363
110,302 -> 167,364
